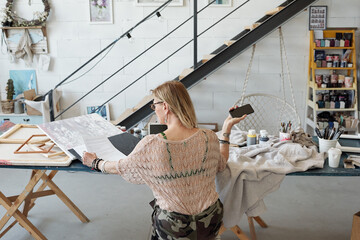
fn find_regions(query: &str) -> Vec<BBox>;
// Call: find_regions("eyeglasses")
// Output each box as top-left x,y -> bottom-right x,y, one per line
150,101 -> 164,110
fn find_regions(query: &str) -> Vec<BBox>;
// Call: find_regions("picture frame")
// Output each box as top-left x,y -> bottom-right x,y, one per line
135,0 -> 184,7
9,70 -> 37,100
89,0 -> 113,24
309,6 -> 327,30
207,0 -> 232,7
86,104 -> 110,121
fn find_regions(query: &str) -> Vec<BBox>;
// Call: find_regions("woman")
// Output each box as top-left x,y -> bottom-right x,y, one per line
82,81 -> 246,240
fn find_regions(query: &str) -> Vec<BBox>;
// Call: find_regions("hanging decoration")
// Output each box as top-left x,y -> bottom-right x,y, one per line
1,0 -> 50,27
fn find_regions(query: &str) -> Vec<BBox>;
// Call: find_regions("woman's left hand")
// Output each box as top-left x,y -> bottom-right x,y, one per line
82,152 -> 97,167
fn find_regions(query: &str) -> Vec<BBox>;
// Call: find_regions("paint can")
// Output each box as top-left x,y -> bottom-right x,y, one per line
247,129 -> 257,146
322,75 -> 330,87
315,75 -> 323,87
344,76 -> 353,88
338,75 -> 345,87
259,130 -> 269,144
325,55 -> 333,62
330,74 -> 338,87
341,60 -> 347,68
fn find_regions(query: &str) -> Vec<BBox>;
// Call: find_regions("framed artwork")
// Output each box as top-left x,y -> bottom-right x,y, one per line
207,0 -> 232,7
9,70 -> 37,100
89,0 -> 113,24
86,104 -> 110,121
309,6 -> 327,30
135,0 -> 184,7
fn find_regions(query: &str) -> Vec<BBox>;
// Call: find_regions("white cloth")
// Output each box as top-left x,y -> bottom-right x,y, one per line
24,89 -> 62,123
14,29 -> 33,66
38,54 -> 51,71
216,130 -> 324,228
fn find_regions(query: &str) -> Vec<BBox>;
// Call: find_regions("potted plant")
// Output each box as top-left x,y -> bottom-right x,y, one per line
1,79 -> 15,114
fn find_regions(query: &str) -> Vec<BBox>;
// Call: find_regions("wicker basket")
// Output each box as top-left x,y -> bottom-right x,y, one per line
1,100 -> 14,114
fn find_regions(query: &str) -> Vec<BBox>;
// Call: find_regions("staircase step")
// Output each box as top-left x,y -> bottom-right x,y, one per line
231,30 -> 250,42
224,40 -> 236,46
179,68 -> 194,80
257,15 -> 272,23
244,23 -> 261,30
202,54 -> 216,63
112,108 -> 136,126
265,6 -> 285,15
134,94 -> 154,111
112,94 -> 154,126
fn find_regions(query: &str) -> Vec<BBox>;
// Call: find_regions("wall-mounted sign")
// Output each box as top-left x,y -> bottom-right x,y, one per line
309,6 -> 327,30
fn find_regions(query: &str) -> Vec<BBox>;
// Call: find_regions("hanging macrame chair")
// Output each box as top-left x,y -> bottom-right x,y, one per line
234,27 -> 301,135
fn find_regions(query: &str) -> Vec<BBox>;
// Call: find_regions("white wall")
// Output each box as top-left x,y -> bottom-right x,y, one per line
0,0 -> 359,128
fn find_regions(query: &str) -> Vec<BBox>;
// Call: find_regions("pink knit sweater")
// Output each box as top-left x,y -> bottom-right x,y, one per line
116,129 -> 226,215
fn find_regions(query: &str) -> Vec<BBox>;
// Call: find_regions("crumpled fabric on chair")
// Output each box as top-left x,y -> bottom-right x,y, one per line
15,29 -> 33,66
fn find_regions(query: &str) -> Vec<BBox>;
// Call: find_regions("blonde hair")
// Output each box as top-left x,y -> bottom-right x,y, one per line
151,81 -> 197,129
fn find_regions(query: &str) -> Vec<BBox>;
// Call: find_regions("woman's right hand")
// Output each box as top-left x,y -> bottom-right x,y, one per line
82,152 -> 98,167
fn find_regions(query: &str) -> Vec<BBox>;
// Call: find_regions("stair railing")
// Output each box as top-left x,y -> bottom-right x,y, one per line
47,0 -> 174,120
49,0 -> 256,122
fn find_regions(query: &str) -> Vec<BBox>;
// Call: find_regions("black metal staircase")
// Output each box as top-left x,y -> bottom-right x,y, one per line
48,0 -> 318,129
118,0 -> 317,129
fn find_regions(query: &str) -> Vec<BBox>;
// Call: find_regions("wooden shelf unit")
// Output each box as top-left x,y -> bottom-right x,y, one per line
305,28 -> 358,134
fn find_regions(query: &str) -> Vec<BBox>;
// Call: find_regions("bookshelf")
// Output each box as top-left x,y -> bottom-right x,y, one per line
305,28 -> 358,135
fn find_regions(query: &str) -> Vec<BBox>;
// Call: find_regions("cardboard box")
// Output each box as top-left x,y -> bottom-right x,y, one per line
23,89 -> 42,116
351,211 -> 360,240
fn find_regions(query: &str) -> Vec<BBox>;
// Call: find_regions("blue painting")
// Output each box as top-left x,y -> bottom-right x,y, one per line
9,70 -> 37,99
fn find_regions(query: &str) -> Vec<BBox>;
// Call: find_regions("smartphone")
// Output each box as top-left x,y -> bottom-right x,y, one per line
229,104 -> 254,118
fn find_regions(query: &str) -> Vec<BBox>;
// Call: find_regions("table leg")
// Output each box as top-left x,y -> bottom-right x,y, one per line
23,170 -> 36,217
40,172 -> 90,223
219,223 -> 250,240
27,170 -> 57,212
0,169 -> 89,239
0,220 -> 17,238
0,170 -> 46,230
218,223 -> 227,236
230,225 -> 251,240
0,191 -> 47,240
253,216 -> 268,228
247,217 -> 256,240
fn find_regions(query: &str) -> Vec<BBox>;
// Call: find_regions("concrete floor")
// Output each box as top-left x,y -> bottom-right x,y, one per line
0,168 -> 359,240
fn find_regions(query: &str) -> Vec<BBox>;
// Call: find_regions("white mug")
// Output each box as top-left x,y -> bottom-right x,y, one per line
328,147 -> 342,168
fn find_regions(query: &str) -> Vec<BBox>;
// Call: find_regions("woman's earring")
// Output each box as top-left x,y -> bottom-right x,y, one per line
165,115 -> 167,124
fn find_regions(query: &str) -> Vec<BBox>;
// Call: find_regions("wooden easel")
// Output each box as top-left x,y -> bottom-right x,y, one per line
219,216 -> 268,240
0,169 -> 89,240
0,124 -> 87,239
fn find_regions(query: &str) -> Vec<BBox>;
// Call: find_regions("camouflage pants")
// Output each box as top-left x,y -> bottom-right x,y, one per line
150,199 -> 223,240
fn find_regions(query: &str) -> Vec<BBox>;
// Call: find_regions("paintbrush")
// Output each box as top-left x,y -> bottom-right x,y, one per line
315,126 -> 322,138
328,127 -> 336,140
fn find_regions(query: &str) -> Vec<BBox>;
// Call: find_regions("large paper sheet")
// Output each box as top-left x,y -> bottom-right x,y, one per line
82,135 -> 126,161
38,114 -> 121,159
